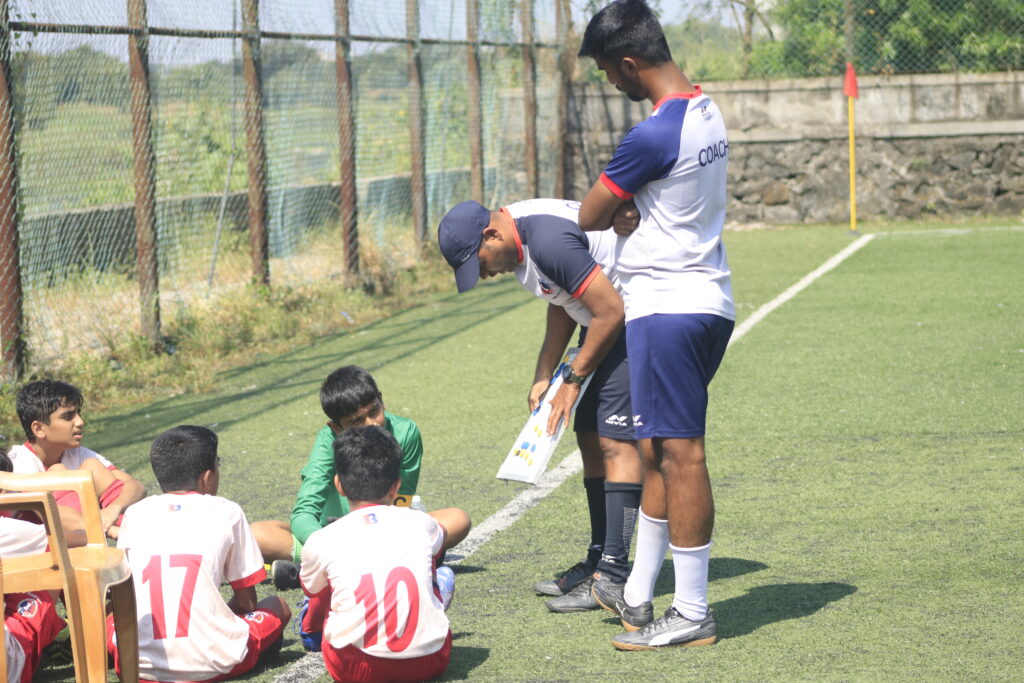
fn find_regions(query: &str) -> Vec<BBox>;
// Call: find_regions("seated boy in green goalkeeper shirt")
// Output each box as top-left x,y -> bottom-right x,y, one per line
251,365 -> 424,590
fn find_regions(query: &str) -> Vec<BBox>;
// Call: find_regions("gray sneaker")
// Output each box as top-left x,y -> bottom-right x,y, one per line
611,607 -> 717,650
591,574 -> 653,631
545,576 -> 599,613
534,560 -> 594,597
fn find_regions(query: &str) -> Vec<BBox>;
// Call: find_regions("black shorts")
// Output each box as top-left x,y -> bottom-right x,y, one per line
573,327 -> 634,441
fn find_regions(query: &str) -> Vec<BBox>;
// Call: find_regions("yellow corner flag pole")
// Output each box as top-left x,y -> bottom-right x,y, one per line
844,62 -> 860,234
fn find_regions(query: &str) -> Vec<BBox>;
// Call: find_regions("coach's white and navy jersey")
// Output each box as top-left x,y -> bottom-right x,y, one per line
600,88 -> 735,322
117,493 -> 266,681
7,443 -> 114,473
300,504 -> 449,659
503,198 -> 622,327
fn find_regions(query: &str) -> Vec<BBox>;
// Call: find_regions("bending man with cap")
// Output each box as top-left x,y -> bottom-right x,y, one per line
437,198 -> 646,617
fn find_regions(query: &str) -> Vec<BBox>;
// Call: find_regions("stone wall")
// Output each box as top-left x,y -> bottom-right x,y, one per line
569,71 -> 1024,223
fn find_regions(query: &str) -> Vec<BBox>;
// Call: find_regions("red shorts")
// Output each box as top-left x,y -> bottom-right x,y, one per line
322,630 -> 452,683
107,607 -> 286,682
5,592 -> 66,683
54,477 -> 127,526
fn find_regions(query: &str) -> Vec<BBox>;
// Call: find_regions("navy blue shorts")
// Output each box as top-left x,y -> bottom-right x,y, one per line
573,327 -> 634,441
627,313 -> 733,439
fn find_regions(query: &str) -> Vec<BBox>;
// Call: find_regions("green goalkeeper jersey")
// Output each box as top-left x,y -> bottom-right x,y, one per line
289,412 -> 423,544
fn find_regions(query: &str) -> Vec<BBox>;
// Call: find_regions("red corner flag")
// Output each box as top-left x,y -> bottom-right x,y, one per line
843,62 -> 859,99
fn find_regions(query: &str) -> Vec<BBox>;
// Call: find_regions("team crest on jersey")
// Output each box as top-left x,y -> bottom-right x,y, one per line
167,503 -> 182,512
17,595 -> 40,618
244,611 -> 265,623
363,512 -> 378,525
539,279 -> 553,295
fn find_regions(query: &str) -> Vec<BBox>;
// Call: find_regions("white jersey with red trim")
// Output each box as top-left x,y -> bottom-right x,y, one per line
0,516 -> 48,558
504,198 -> 622,327
300,504 -> 449,659
116,493 -> 267,682
6,443 -> 114,473
1,516 -> 51,683
599,89 -> 734,322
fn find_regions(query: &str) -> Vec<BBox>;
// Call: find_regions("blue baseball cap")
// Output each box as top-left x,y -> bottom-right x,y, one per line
437,200 -> 491,293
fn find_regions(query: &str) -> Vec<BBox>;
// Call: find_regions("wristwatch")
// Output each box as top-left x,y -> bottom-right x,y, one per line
561,364 -> 587,386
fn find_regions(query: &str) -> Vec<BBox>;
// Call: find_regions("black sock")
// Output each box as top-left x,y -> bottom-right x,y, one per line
583,476 -> 606,567
598,481 -> 642,583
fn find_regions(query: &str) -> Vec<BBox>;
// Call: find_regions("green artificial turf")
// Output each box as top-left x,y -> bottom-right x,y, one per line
37,221 -> 1023,681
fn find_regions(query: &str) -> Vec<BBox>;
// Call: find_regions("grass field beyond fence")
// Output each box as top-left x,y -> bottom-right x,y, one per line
39,219 -> 1023,682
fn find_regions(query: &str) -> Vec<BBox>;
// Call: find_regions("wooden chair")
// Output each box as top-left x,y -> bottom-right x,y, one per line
0,470 -> 140,682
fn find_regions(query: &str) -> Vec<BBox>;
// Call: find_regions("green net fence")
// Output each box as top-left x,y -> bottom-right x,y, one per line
0,0 -> 563,371
2,0 -> 1019,375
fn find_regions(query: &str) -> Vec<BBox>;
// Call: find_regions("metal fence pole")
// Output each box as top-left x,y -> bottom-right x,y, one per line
554,0 -> 572,199
242,0 -> 270,285
466,0 -> 484,204
520,0 -> 538,197
406,0 -> 427,241
0,0 -> 23,378
335,0 -> 358,277
127,0 -> 161,348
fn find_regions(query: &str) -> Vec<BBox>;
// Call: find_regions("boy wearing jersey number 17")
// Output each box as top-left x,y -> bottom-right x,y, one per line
109,426 -> 291,681
577,0 -> 735,651
299,426 -> 468,683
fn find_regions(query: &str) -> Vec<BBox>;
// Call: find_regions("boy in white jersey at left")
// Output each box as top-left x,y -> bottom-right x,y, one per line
8,380 -> 145,539
299,426 -> 468,682
0,451 -> 86,683
108,426 -> 291,682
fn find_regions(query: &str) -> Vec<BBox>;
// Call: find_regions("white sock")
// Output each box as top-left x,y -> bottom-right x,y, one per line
622,509 -> 669,607
670,541 -> 711,621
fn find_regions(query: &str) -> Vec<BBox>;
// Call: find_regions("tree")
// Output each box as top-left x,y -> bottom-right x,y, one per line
747,0 -> 1024,77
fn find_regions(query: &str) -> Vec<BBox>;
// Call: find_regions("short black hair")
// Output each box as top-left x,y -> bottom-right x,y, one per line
578,0 -> 673,65
16,380 -> 84,442
149,425 -> 218,493
0,451 -> 12,473
333,425 -> 401,503
320,366 -> 382,423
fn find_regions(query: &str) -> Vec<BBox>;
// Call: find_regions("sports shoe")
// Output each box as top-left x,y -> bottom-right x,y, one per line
272,560 -> 301,591
435,565 -> 456,611
534,560 -> 594,597
611,607 -> 717,651
545,576 -> 599,613
591,573 -> 653,631
295,598 -> 322,652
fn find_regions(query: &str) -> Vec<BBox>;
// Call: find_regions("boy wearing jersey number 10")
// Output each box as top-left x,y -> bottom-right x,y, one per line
109,426 -> 291,682
299,426 -> 467,683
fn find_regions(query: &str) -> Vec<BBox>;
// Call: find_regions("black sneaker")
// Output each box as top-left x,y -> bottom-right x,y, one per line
591,573 -> 653,631
545,576 -> 599,613
534,560 -> 594,597
611,607 -> 717,650
271,560 -> 301,591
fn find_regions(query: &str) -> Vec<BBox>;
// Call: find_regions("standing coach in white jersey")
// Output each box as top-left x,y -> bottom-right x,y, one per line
575,0 -> 735,651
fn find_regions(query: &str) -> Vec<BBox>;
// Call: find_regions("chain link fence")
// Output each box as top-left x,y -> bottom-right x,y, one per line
0,0 -> 569,376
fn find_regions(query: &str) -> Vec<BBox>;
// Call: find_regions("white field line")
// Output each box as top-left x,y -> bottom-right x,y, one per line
274,234 -> 878,682
873,224 -> 1024,237
728,233 -> 875,348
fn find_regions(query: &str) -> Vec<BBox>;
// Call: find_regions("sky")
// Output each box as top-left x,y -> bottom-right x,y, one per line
9,0 -> 737,65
